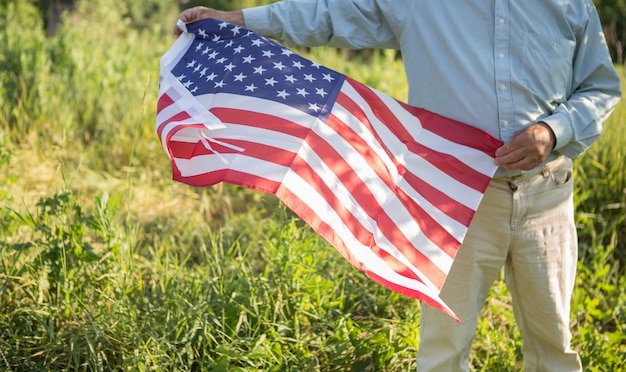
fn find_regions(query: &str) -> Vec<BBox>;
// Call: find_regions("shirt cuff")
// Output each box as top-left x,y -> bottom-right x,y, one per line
242,6 -> 272,35
540,112 -> 573,152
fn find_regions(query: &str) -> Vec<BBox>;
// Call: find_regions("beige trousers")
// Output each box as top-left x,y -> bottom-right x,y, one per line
416,156 -> 582,371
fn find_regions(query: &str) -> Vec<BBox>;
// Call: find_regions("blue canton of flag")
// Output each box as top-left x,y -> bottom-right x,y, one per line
170,19 -> 345,120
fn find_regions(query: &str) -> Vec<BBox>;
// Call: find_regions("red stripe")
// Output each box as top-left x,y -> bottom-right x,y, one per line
401,171 -> 475,227
401,103 -> 503,157
173,167 -> 282,194
344,78 -> 495,192
157,93 -> 175,115
211,107 -> 310,139
346,77 -> 502,156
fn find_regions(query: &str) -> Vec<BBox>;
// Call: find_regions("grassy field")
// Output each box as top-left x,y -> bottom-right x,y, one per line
1,1 -> 625,371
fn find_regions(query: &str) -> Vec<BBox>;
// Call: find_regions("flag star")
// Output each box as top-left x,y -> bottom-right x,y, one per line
253,65 -> 266,74
251,39 -> 263,47
264,77 -> 278,86
212,34 -> 221,42
231,25 -> 242,35
193,64 -> 202,72
186,60 -> 197,68
285,75 -> 297,83
198,29 -> 208,38
233,72 -> 247,82
245,83 -> 257,92
262,50 -> 275,58
190,86 -> 198,94
224,63 -> 236,71
183,80 -> 193,88
208,51 -> 219,59
205,72 -> 217,81
218,21 -> 229,29
315,88 -> 328,97
201,46 -> 211,55
233,45 -> 245,54
292,61 -> 305,69
216,57 -> 228,64
199,67 -> 208,77
273,61 -> 286,70
311,62 -> 322,69
245,31 -> 254,37
276,89 -> 290,99
176,74 -> 186,81
195,42 -> 204,51
322,73 -> 335,82
225,40 -> 234,48
303,74 -> 316,82
308,103 -> 321,112
296,88 -> 309,97
281,48 -> 294,56
214,80 -> 226,88
243,55 -> 256,64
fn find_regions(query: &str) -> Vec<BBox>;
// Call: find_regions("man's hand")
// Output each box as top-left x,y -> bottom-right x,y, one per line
494,122 -> 556,170
174,6 -> 245,36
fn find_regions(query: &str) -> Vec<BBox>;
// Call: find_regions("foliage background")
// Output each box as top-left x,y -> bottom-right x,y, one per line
0,0 -> 624,371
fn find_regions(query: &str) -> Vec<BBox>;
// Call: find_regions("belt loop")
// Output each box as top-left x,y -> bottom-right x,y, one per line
508,180 -> 518,191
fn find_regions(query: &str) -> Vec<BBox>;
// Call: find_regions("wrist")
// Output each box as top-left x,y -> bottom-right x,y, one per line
537,121 -> 556,150
218,10 -> 245,27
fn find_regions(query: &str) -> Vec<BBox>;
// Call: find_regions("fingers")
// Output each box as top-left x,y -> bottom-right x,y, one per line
494,145 -> 542,170
173,7 -> 246,36
173,6 -> 215,36
494,123 -> 555,170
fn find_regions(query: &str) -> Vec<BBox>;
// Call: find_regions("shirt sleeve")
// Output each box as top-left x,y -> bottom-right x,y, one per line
242,0 -> 403,50
541,2 -> 622,159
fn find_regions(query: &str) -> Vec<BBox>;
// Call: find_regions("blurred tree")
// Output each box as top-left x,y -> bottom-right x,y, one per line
594,0 -> 625,64
43,0 -> 74,36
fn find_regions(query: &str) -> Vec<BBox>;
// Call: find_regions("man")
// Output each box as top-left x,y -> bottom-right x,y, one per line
174,2 -> 621,370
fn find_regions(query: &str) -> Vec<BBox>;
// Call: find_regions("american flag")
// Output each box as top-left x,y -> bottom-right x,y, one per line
157,18 -> 503,320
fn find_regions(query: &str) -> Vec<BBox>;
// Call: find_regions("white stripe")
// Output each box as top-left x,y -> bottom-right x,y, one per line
173,153 -> 287,182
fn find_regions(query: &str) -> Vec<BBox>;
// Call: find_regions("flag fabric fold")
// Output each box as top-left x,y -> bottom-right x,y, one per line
157,18 -> 503,321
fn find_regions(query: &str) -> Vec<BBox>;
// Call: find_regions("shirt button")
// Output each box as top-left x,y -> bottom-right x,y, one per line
499,52 -> 505,59
500,84 -> 507,91
503,120 -> 510,127
498,18 -> 505,25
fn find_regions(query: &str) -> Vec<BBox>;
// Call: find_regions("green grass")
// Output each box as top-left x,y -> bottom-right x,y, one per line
0,1 -> 625,370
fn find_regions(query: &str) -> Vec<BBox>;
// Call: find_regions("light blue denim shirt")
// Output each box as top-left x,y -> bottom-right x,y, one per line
242,0 -> 621,176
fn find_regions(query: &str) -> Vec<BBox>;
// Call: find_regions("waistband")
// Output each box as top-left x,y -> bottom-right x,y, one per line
492,155 -> 570,182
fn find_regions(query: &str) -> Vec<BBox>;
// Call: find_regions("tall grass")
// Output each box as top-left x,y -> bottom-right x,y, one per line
1,1 -> 624,370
